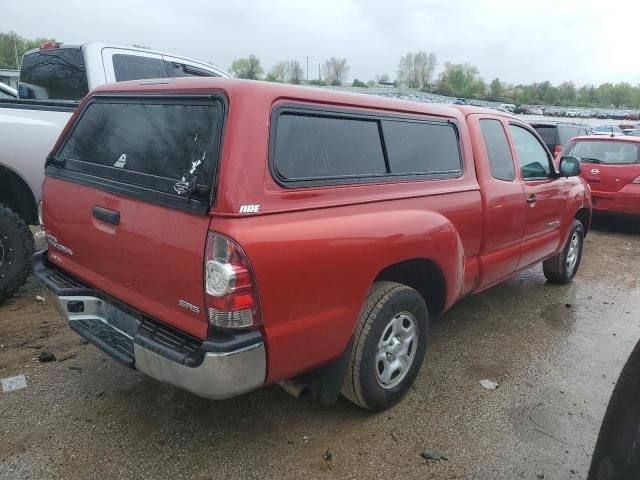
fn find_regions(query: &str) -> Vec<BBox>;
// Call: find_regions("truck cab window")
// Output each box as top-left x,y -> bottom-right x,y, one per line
165,61 -> 218,78
479,119 -> 515,181
113,54 -> 166,82
19,48 -> 88,100
509,124 -> 552,179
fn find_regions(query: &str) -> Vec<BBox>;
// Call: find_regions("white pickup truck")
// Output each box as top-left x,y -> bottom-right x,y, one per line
0,41 -> 228,302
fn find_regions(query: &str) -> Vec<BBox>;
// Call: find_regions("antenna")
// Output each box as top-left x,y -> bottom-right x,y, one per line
578,84 -> 595,129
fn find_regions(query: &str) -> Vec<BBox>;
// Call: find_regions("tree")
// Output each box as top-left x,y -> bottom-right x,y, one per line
435,62 -> 484,98
397,51 -> 437,89
0,32 -> 55,69
608,82 -> 633,108
352,79 -> 367,87
557,81 -> 576,105
230,54 -> 263,80
397,53 -> 416,87
322,57 -> 349,86
414,51 -> 437,88
375,73 -> 391,84
287,60 -> 304,84
488,78 -> 504,102
266,61 -> 288,83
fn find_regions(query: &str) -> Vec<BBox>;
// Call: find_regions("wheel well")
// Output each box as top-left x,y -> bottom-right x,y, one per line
374,258 -> 446,316
575,207 -> 591,236
0,165 -> 38,225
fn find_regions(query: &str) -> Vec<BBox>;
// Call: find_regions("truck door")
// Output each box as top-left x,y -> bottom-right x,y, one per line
470,115 -> 525,290
508,123 -> 566,269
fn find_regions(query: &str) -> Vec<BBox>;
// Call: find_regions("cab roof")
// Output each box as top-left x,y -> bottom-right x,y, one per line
91,77 -> 521,121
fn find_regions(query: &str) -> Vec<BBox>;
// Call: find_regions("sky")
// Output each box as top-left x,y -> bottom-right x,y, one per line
2,0 -> 639,86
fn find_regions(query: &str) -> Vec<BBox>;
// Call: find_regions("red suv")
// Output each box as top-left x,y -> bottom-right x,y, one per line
561,135 -> 640,216
35,78 -> 591,411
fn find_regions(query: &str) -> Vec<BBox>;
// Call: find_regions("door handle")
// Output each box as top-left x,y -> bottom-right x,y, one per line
93,206 -> 120,225
526,195 -> 537,205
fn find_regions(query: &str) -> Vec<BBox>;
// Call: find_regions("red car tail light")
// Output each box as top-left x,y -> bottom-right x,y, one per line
204,232 -> 261,330
553,145 -> 563,158
632,176 -> 640,184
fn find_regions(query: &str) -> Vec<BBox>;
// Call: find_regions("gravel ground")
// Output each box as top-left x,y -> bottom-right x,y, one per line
1,216 -> 639,480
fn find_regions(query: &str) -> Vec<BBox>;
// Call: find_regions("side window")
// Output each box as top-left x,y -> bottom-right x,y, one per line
479,119 -> 515,181
509,124 -> 552,179
165,61 -> 218,78
273,113 -> 386,180
112,54 -> 166,82
382,120 -> 461,174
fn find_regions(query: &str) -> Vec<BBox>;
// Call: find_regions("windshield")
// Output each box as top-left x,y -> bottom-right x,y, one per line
566,140 -> 640,164
19,47 -> 88,100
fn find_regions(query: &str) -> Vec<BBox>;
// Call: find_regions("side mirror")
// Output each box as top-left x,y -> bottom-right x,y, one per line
559,156 -> 581,177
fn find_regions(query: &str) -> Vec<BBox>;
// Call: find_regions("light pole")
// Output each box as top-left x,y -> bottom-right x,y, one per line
306,57 -> 309,82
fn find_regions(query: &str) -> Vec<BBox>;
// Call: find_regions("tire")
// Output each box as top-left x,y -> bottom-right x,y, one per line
342,281 -> 429,411
543,219 -> 585,284
0,204 -> 34,304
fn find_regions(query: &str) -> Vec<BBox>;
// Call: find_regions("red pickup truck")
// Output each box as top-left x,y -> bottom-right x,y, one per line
34,78 -> 591,411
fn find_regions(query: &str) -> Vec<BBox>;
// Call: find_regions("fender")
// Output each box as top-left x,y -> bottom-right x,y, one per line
0,163 -> 39,224
220,203 -> 466,383
559,177 -> 592,248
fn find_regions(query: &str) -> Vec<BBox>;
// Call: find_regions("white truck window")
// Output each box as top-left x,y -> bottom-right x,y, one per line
19,47 -> 88,100
112,54 -> 167,82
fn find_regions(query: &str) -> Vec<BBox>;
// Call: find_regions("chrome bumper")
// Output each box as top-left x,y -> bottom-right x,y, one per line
35,251 -> 266,400
56,293 -> 266,400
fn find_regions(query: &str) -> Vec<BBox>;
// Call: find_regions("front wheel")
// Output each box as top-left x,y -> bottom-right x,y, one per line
342,282 -> 429,411
543,219 -> 585,284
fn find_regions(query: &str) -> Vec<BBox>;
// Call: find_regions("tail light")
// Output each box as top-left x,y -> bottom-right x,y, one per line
204,232 -> 261,330
553,145 -> 563,158
40,41 -> 61,49
632,176 -> 640,184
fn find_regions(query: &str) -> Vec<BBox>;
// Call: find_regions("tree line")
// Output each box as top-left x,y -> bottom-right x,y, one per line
231,51 -> 640,109
1,31 -> 639,110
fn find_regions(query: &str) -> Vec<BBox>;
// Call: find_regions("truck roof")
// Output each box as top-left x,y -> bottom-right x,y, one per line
90,76 -> 521,121
23,42 -> 229,78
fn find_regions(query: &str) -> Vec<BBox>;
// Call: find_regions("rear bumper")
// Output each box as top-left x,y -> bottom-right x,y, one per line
33,250 -> 266,400
592,187 -> 640,216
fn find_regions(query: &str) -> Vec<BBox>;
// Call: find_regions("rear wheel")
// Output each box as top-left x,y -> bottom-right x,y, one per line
342,282 -> 429,411
0,205 -> 34,304
543,219 -> 584,284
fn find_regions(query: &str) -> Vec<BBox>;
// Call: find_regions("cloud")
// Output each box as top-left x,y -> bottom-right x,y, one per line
1,0 -> 638,86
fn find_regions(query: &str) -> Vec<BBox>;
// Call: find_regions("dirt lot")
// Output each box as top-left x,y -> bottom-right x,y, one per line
1,217 -> 640,480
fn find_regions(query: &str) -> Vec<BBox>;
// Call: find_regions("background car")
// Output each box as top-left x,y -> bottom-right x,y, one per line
561,135 -> 640,217
530,121 -> 591,158
593,125 -> 623,136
